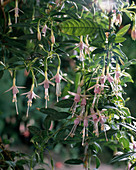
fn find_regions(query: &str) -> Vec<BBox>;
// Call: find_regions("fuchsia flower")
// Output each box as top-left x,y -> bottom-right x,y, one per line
42,24 -> 47,37
82,115 -> 91,146
68,86 -> 81,117
39,71 -> 55,108
64,117 -> 81,140
107,73 -> 114,83
75,36 -> 88,61
90,108 -> 107,137
115,13 -> 122,26
9,0 -> 24,23
21,84 -> 40,117
51,68 -> 67,102
5,78 -> 25,115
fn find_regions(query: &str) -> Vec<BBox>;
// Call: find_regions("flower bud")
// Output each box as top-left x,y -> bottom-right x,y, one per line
51,31 -> 55,44
131,26 -> 136,41
37,31 -> 41,41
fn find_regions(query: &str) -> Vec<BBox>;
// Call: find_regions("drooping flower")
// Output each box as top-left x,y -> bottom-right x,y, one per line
5,78 -> 25,115
68,86 -> 81,117
9,0 -> 24,23
42,24 -> 47,37
39,71 -> 54,108
87,78 -> 101,107
75,36 -> 88,61
64,117 -> 81,140
51,67 -> 67,102
90,108 -> 107,137
82,116 -> 90,146
21,84 -> 40,117
115,13 -> 122,26
100,74 -> 106,91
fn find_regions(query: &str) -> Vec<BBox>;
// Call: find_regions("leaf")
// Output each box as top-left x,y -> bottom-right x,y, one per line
118,123 -> 136,132
93,155 -> 101,169
113,47 -> 127,60
28,126 -> 41,134
60,19 -> 101,36
16,160 -> 28,166
64,159 -> 83,165
110,152 -> 135,163
43,116 -> 51,131
114,37 -> 126,43
38,108 -> 70,120
0,70 -> 4,79
55,99 -> 73,108
116,24 -> 130,37
119,137 -> 129,149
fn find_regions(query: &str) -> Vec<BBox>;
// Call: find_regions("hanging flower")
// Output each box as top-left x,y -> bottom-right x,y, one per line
21,84 -> 40,117
51,67 -> 67,102
9,0 -> 24,23
64,117 -> 81,140
75,36 -> 88,61
39,71 -> 54,108
42,24 -> 47,37
115,13 -> 122,26
5,78 -> 25,115
68,86 -> 81,117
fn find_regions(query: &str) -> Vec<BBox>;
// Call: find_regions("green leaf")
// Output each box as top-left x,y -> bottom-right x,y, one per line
93,155 -> 101,169
16,160 -> 28,166
28,126 -> 40,134
119,137 -> 129,149
60,19 -> 101,36
116,24 -> 130,37
43,116 -> 51,131
110,152 -> 135,163
114,37 -> 126,43
118,123 -> 136,132
39,108 -> 70,120
0,70 -> 4,79
64,159 -> 83,165
113,47 -> 127,60
55,99 -> 73,108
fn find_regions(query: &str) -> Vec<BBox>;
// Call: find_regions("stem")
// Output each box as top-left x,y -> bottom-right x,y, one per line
13,70 -> 16,86
31,69 -> 35,85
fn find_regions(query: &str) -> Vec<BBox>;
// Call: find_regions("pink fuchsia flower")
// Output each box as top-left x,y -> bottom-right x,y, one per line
82,116 -> 91,146
100,74 -> 106,91
21,84 -> 40,117
5,78 -> 25,115
42,24 -> 47,37
87,78 -> 101,107
51,68 -> 67,102
9,0 -> 24,23
64,112 -> 83,140
107,73 -> 114,83
39,71 -> 55,108
64,117 -> 81,140
115,13 -> 122,26
75,36 -> 88,61
90,108 -> 107,137
68,86 -> 81,117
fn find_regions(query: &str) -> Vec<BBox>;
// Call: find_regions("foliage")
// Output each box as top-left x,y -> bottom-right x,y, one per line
0,0 -> 136,169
